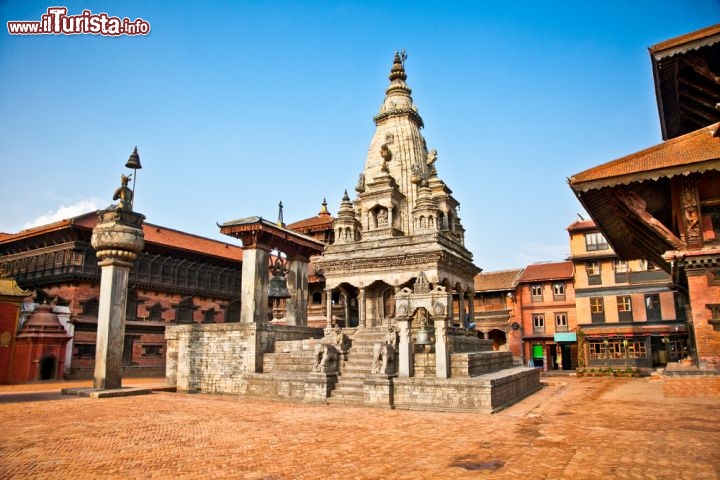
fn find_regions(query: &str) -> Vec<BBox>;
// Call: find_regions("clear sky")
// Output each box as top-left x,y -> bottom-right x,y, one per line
1,1 -> 718,271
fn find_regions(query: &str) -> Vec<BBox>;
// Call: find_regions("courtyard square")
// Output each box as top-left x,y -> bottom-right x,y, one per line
1,376 -> 718,479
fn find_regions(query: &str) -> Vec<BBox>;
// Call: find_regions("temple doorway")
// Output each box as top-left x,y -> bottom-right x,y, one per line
39,355 -> 56,380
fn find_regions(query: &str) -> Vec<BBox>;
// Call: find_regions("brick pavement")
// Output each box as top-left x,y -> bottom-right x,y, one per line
0,376 -> 718,479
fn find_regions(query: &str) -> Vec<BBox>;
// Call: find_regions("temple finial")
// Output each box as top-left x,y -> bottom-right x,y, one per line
389,49 -> 407,82
319,198 -> 329,215
342,189 -> 350,202
277,201 -> 285,228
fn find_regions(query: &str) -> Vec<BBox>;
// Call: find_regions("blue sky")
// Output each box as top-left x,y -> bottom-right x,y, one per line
1,1 -> 718,271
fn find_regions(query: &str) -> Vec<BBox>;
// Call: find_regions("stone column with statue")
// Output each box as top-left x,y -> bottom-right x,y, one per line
91,153 -> 145,390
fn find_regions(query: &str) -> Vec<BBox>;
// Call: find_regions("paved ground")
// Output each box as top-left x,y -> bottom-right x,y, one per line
1,376 -> 719,479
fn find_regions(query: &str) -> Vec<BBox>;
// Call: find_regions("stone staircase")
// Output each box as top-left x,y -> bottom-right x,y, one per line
327,326 -> 388,405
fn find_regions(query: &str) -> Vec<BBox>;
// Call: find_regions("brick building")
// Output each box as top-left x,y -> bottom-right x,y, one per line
569,24 -> 720,389
0,212 -> 243,380
515,261 -> 577,371
471,268 -> 523,356
568,220 -> 686,369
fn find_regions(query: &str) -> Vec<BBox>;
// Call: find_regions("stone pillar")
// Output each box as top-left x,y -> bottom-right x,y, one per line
240,247 -> 270,324
466,290 -> 475,327
325,288 -> 333,329
54,305 -> 73,374
359,287 -> 367,328
341,291 -> 350,327
457,288 -> 465,327
91,210 -> 144,390
286,256 -> 308,326
396,317 -> 413,377
434,317 -> 450,378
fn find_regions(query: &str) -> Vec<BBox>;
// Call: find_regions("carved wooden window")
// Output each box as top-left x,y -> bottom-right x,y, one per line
203,308 -> 216,324
75,343 -> 95,359
590,297 -> 605,323
142,345 -> 162,357
585,232 -> 608,251
126,291 -> 138,321
311,292 -> 322,305
148,302 -> 163,321
175,297 -> 195,324
645,294 -> 661,321
552,283 -> 565,301
532,314 -> 545,333
617,296 -> 633,322
555,313 -> 568,332
225,300 -> 240,323
530,284 -> 543,302
83,298 -> 99,318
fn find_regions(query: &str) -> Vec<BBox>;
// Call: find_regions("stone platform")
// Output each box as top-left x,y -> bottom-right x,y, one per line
165,322 -> 540,413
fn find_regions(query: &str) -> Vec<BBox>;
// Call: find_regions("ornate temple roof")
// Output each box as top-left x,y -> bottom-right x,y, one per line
0,211 -> 245,262
569,122 -> 720,191
650,23 -> 720,140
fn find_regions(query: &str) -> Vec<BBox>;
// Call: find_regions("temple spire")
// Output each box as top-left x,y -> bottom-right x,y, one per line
389,50 -> 407,82
277,201 -> 285,228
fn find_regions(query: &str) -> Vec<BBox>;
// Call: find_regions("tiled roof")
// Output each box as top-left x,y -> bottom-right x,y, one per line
649,23 -> 720,56
569,123 -> 720,190
473,268 -> 523,292
288,213 -> 334,233
516,261 -> 574,283
0,211 -> 244,262
566,219 -> 596,232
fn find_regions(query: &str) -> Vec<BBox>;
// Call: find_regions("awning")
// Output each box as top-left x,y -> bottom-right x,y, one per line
554,332 -> 577,342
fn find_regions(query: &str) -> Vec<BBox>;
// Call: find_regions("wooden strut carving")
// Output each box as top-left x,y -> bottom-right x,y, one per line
680,177 -> 703,247
614,190 -> 684,249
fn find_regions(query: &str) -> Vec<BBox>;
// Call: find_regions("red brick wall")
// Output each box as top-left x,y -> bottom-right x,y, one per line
37,281 -> 239,378
687,272 -> 720,369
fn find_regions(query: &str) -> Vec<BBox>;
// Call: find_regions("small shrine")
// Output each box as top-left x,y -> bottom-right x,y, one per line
11,303 -> 71,382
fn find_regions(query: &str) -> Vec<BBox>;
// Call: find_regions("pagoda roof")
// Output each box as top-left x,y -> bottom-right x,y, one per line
569,122 -> 720,192
649,24 -> 720,139
287,213 -> 334,234
0,211 -> 244,263
650,23 -> 720,57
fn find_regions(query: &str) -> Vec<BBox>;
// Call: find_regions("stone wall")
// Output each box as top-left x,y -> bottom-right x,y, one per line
451,351 -> 514,377
392,367 -> 540,413
165,323 -> 323,394
449,334 -> 492,353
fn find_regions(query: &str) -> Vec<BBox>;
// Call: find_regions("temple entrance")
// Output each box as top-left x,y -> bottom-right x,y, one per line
487,329 -> 507,351
39,355 -> 56,380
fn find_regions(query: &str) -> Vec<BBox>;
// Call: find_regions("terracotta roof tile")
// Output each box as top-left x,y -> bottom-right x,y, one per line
569,123 -> 720,190
0,211 -> 243,262
516,261 -> 574,283
649,23 -> 720,56
567,219 -> 597,232
473,269 -> 523,292
288,213 -> 334,233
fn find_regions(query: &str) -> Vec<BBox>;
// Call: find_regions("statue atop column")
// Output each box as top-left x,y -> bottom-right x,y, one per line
112,174 -> 134,212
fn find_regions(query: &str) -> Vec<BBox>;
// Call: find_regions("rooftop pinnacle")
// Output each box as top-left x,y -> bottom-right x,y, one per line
389,50 -> 407,82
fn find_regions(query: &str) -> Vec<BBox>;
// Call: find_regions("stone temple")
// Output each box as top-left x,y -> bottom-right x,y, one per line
165,52 -> 540,412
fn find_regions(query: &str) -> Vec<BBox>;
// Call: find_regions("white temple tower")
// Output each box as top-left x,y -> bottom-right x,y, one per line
315,51 -> 480,329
